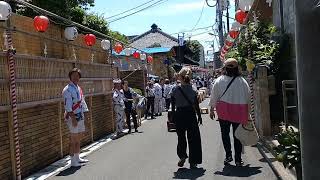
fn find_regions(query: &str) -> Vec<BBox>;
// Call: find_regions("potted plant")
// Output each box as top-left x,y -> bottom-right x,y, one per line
274,127 -> 302,180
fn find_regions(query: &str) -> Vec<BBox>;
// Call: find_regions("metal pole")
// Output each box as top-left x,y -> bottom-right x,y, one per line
295,1 -> 320,179
216,0 -> 224,48
226,0 -> 230,31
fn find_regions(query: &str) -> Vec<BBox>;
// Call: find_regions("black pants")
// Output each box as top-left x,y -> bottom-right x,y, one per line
146,97 -> 154,118
176,107 -> 202,164
165,98 -> 171,110
125,108 -> 138,131
219,120 -> 243,162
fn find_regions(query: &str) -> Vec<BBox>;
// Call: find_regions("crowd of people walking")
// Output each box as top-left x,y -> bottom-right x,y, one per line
62,57 -> 253,170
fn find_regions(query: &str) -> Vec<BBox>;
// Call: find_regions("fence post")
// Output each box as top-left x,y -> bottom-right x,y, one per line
254,66 -> 271,136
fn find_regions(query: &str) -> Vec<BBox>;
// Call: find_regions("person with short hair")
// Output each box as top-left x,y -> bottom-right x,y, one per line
171,67 -> 203,169
209,58 -> 250,166
62,68 -> 89,167
122,81 -> 139,133
113,79 -> 126,136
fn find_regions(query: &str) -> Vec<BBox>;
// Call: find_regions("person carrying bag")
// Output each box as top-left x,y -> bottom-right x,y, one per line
171,67 -> 202,169
209,58 -> 255,166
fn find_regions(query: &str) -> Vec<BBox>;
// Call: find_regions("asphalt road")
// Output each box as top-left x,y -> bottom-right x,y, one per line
50,99 -> 278,180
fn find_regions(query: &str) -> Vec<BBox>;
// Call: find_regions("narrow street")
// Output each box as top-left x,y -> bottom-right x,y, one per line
50,100 -> 277,180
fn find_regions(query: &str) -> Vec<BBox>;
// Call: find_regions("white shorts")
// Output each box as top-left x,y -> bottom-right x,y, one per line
66,119 -> 85,134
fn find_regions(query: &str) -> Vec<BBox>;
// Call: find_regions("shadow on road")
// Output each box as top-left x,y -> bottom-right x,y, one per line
56,166 -> 82,176
214,164 -> 262,177
173,167 -> 206,179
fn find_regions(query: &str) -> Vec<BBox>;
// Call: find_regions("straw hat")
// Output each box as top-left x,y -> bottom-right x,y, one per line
224,58 -> 238,68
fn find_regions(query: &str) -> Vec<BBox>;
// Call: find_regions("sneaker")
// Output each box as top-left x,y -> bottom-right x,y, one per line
78,157 -> 89,163
235,161 -> 244,167
178,158 -> 186,167
224,156 -> 233,165
190,164 -> 198,169
71,156 -> 82,167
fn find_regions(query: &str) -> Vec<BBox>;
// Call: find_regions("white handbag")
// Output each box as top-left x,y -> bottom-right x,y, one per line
235,119 -> 259,146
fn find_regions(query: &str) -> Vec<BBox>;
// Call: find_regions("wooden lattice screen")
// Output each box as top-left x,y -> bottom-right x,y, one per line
0,14 -> 117,179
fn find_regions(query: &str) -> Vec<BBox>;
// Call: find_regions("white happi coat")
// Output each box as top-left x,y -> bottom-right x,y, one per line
62,82 -> 89,121
153,83 -> 163,114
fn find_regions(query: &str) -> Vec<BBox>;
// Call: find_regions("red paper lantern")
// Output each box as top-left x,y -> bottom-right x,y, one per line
235,10 -> 248,24
221,49 -> 227,55
229,30 -> 240,39
133,51 -> 140,59
147,55 -> 153,63
114,43 -> 123,54
225,40 -> 233,47
84,34 -> 96,46
33,15 -> 49,32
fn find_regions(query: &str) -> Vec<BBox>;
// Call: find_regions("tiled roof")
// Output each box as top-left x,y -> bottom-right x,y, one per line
129,24 -> 179,49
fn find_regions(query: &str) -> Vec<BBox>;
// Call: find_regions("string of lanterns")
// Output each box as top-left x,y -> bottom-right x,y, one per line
219,0 -> 254,62
0,1 -> 155,64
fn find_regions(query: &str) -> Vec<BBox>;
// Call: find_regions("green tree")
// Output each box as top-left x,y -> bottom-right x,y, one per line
185,40 -> 202,62
10,0 -> 128,43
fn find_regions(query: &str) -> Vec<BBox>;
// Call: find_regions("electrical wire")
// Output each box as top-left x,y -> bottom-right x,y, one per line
170,25 -> 214,35
109,0 -> 168,24
105,0 -> 158,20
190,0 -> 206,32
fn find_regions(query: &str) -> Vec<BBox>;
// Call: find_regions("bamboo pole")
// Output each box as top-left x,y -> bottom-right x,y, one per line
89,96 -> 94,142
58,102 -> 63,158
8,110 -> 17,180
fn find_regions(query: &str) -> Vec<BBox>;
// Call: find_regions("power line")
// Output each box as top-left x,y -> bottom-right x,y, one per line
109,0 -> 168,24
170,25 -> 214,35
105,0 -> 158,20
190,0 -> 206,31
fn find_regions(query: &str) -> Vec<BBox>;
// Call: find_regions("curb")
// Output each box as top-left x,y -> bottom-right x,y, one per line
257,141 -> 297,180
25,117 -> 149,180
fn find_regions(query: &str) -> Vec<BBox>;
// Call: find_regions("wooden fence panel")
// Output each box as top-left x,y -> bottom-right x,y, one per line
0,112 -> 12,180
0,13 -> 117,179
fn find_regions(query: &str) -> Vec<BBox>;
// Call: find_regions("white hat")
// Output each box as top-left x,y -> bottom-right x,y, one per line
113,79 -> 121,84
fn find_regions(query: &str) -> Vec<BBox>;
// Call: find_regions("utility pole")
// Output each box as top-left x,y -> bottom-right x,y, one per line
216,0 -> 224,48
226,0 -> 230,31
295,1 -> 320,179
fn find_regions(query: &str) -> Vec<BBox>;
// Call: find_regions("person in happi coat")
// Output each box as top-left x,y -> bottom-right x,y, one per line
145,81 -> 155,119
122,80 -> 139,133
153,79 -> 163,116
62,68 -> 89,167
113,79 -> 126,136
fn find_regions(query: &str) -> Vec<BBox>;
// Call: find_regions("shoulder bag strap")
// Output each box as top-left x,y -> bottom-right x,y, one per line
218,76 -> 237,100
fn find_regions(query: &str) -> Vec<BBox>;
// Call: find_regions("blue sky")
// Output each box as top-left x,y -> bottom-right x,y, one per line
90,0 -> 235,57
